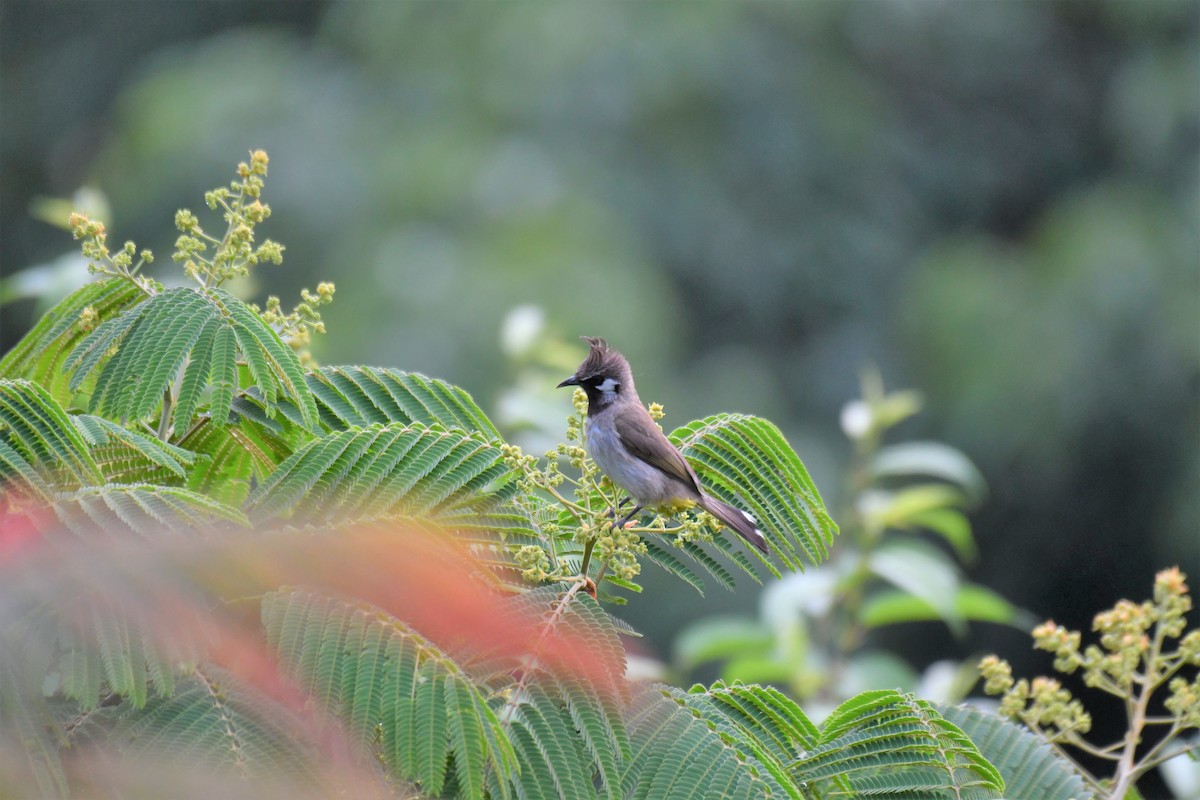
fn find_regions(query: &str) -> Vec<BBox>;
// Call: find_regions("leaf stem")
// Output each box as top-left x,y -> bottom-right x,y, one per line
1108,620 -> 1166,799
498,578 -> 589,726
156,388 -> 173,441
579,538 -> 596,579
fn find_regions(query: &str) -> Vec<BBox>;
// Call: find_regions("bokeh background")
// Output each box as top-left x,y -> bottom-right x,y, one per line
2,0 -> 1197,770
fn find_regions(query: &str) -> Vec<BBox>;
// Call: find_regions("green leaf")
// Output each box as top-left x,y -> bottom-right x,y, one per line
261,589 -> 516,798
671,414 -> 838,571
309,366 -> 501,438
177,413 -> 293,507
837,651 -> 920,699
908,507 -> 978,563
937,704 -> 1091,800
872,441 -> 987,504
798,689 -> 1005,798
245,422 -> 530,536
673,617 -> 773,669
214,289 -> 317,428
862,585 -> 1018,629
72,414 -> 194,479
623,683 -> 802,800
65,287 -> 317,434
861,483 -> 968,531
0,278 -> 142,404
52,483 -> 249,536
0,642 -> 69,799
113,665 -> 325,782
721,656 -> 795,686
869,538 -> 963,633
639,536 -> 708,595
0,437 -> 53,501
172,317 -> 217,430
0,379 -> 102,487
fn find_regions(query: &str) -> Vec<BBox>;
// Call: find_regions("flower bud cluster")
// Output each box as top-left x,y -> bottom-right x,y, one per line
77,305 -> 98,333
672,510 -> 718,546
173,150 -> 285,287
981,568 -> 1198,748
515,544 -> 552,583
254,282 -> 336,364
69,212 -> 157,295
589,521 -> 645,582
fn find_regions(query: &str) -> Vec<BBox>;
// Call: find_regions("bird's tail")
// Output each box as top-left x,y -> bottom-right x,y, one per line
698,495 -> 768,555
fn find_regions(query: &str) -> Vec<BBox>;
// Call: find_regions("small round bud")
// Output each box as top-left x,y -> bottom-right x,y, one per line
250,149 -> 269,175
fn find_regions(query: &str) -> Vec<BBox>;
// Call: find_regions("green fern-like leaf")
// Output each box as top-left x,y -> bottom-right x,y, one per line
52,483 -> 249,536
0,641 -> 69,799
504,682 -> 597,800
0,379 -> 102,487
310,366 -> 501,438
690,681 -> 820,772
671,414 -> 838,572
938,704 -> 1092,800
491,588 -> 630,800
623,684 -> 797,800
64,286 -> 317,433
0,278 -> 142,404
72,414 -> 194,480
112,665 -> 326,782
0,437 -> 53,501
794,689 -> 1005,798
261,589 -> 517,799
245,422 -> 531,535
177,413 -> 296,507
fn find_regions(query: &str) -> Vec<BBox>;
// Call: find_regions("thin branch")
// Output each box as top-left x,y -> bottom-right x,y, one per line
1140,738 -> 1198,772
498,579 -> 588,727
156,388 -> 174,442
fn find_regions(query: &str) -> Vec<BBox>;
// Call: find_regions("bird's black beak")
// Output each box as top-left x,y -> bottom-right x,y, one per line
557,376 -> 580,389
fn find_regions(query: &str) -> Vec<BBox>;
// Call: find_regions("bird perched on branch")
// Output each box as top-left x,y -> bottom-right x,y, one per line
558,337 -> 768,554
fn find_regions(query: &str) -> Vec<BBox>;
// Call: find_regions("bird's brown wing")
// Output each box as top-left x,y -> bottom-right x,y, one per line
614,411 -> 703,495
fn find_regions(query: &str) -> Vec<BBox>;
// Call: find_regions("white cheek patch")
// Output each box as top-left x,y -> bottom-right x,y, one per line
597,378 -> 620,394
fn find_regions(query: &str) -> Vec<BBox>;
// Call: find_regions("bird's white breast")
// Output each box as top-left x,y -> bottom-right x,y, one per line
585,415 -> 676,506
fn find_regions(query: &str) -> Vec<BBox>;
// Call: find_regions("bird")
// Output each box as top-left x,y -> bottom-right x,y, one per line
557,337 -> 768,554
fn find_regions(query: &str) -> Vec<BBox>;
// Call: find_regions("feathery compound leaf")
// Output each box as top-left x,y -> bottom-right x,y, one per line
213,289 -> 317,426
491,588 -> 629,800
113,665 -> 324,782
245,422 -> 529,535
793,690 -> 1005,798
672,414 -> 837,571
623,684 -> 797,800
310,366 -> 501,438
52,484 -> 248,536
64,287 -> 316,433
72,415 -> 194,479
0,278 -> 142,404
262,590 -> 516,798
0,438 -> 53,501
0,379 -> 101,487
172,316 -> 218,430
640,536 -> 710,595
692,681 -> 820,767
177,414 -> 294,508
938,704 -> 1091,800
0,643 -> 69,800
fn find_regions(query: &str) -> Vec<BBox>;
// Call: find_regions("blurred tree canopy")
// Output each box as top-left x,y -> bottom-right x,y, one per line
1,0 -> 1196,683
